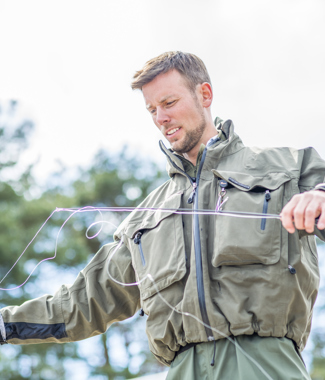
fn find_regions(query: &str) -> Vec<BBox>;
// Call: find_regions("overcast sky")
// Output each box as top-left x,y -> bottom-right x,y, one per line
1,0 -> 324,183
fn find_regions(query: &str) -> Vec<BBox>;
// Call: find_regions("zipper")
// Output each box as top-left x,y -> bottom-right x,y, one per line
261,190 -> 271,231
193,142 -> 215,340
160,138 -> 219,341
134,232 -> 145,266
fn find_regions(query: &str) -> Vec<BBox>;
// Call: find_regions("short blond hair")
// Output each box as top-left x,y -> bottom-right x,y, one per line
131,51 -> 211,92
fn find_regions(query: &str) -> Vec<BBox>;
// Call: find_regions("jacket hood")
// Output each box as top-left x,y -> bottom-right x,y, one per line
159,119 -> 245,178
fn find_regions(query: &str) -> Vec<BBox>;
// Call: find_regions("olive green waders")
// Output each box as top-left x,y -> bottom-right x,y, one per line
167,335 -> 311,380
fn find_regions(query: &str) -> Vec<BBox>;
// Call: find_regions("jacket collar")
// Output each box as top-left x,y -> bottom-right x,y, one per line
159,119 -> 245,178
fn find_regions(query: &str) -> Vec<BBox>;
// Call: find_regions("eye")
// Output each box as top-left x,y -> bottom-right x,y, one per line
150,108 -> 157,115
166,100 -> 175,106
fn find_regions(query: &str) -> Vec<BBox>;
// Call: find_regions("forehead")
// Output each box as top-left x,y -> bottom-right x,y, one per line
142,69 -> 190,106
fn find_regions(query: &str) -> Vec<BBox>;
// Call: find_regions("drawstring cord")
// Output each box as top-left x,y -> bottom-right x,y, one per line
211,339 -> 217,366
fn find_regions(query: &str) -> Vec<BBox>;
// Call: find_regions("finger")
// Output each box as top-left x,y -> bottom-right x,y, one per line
317,203 -> 325,230
292,193 -> 313,231
303,200 -> 321,233
280,195 -> 300,233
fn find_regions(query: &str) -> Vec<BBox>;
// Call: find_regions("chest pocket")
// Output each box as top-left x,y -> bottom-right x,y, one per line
124,191 -> 186,300
211,170 -> 291,267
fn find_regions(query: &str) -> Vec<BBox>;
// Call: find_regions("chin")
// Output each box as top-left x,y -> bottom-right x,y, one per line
170,144 -> 182,153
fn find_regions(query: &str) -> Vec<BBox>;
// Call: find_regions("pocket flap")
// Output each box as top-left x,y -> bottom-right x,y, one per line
212,170 -> 291,191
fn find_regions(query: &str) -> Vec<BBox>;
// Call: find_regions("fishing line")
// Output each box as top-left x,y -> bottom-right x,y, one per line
0,206 -> 283,291
0,206 -> 282,290
0,209 -> 57,288
57,206 -> 282,219
0,206 -> 108,291
0,206 -> 309,379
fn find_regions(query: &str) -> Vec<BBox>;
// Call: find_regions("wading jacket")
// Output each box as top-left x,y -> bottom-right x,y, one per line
1,120 -> 325,366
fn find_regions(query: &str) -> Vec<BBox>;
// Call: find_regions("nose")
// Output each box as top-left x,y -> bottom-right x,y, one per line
156,106 -> 170,126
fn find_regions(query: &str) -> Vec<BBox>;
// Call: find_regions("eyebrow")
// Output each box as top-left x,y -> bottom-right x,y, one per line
146,94 -> 177,109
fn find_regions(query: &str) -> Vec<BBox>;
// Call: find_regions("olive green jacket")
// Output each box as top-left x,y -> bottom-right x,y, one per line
1,120 -> 325,366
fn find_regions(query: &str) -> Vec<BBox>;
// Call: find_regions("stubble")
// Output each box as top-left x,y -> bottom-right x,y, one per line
172,101 -> 207,154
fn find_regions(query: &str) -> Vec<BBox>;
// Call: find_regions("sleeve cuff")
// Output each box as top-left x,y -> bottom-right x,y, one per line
314,183 -> 325,192
0,312 -> 7,344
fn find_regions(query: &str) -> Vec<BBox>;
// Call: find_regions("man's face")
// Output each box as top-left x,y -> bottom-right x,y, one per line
142,70 -> 207,155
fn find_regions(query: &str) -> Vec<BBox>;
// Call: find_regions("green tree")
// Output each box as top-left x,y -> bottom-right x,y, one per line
0,100 -> 167,379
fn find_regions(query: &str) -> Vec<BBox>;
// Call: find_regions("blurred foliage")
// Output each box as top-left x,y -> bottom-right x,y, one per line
311,332 -> 325,380
0,101 -> 167,379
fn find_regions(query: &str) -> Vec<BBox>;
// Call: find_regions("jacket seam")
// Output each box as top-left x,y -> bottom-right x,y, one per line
206,145 -> 246,160
307,237 -> 318,264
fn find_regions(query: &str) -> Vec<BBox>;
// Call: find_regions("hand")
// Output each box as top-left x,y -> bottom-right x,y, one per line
280,190 -> 325,233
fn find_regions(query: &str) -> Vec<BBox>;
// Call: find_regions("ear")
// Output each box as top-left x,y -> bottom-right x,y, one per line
199,82 -> 213,108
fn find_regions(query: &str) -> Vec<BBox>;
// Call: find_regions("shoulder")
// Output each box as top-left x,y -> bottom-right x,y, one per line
220,144 -> 302,176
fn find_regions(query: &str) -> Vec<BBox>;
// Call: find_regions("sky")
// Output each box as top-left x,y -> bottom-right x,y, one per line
0,0 -> 325,377
0,0 -> 325,184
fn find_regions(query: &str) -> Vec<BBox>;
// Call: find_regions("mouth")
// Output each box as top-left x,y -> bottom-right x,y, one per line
166,127 -> 181,137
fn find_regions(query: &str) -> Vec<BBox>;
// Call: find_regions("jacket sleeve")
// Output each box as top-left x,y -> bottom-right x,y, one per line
298,147 -> 325,241
0,240 -> 140,345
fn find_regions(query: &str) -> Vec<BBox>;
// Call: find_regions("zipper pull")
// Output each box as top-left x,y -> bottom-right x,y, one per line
134,232 -> 146,266
187,182 -> 197,204
219,180 -> 228,189
265,190 -> 271,201
261,190 -> 271,231
134,232 -> 142,244
288,265 -> 296,275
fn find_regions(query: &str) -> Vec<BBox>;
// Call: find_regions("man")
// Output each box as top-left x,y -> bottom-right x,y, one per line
1,51 -> 325,379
